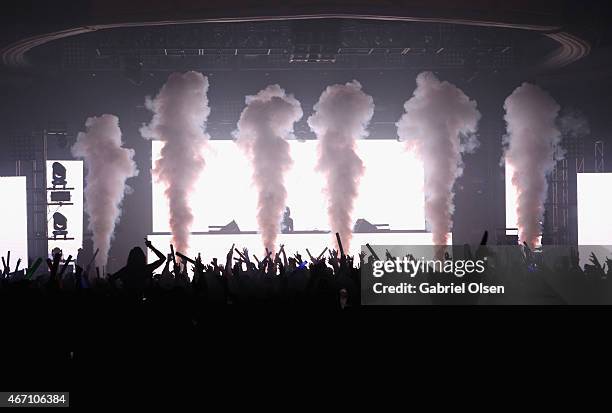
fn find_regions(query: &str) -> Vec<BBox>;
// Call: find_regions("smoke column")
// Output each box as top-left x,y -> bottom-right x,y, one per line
396,72 -> 481,245
308,80 -> 374,250
234,84 -> 303,252
140,71 -> 210,253
503,83 -> 561,248
71,114 -> 138,266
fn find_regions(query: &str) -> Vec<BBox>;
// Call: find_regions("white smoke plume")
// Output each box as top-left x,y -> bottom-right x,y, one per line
140,71 -> 210,253
234,84 -> 303,252
503,82 -> 561,248
308,80 -> 374,251
396,72 -> 481,246
558,108 -> 590,142
72,114 -> 138,267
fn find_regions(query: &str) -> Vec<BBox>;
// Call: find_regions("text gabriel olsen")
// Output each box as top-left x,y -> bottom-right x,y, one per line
373,282 -> 504,295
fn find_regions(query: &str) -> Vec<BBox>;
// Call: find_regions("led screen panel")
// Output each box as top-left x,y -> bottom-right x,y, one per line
152,140 -> 425,233
577,173 -> 612,246
0,176 -> 28,266
574,173 -> 612,270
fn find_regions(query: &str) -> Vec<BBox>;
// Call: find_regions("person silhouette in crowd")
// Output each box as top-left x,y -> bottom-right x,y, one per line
110,238 -> 165,291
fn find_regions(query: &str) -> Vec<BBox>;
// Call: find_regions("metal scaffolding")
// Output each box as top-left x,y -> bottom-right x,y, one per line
11,130 -> 53,263
547,158 -> 569,244
595,140 -> 604,172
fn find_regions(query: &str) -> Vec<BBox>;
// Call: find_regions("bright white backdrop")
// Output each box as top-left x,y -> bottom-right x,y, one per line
152,140 -> 425,233
0,176 -> 28,266
577,173 -> 612,245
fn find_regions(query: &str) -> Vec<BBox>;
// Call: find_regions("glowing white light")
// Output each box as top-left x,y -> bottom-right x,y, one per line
577,173 -> 612,245
152,140 -> 425,233
0,176 -> 28,266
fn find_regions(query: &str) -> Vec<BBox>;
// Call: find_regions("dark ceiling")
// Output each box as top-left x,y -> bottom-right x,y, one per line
26,20 -> 552,78
1,0 -> 609,73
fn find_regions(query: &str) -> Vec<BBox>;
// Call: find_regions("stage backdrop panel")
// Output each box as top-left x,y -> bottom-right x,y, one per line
146,232 -> 452,265
46,160 -> 83,260
0,176 -> 28,266
507,166 -> 612,244
152,140 -> 425,233
577,173 -> 612,245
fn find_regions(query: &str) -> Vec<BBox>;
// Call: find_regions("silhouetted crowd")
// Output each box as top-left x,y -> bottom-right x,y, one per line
1,240 -> 363,310
2,232 -> 611,310
3,231 -> 612,385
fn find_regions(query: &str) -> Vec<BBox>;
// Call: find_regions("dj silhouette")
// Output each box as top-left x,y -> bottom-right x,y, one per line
281,207 -> 293,233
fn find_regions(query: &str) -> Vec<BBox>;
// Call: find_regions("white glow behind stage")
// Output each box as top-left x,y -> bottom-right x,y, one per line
577,173 -> 612,245
152,140 -> 425,232
0,176 -> 28,266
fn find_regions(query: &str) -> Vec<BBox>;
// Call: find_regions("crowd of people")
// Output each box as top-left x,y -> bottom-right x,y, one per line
0,238 -> 364,310
2,232 -> 611,378
2,231 -> 611,310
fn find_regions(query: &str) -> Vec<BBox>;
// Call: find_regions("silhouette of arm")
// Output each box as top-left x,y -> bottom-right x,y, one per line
225,244 -> 234,277
145,238 -> 166,272
253,254 -> 262,268
335,233 -> 345,259
161,254 -> 171,276
25,258 -> 43,280
1,254 -> 8,277
235,247 -> 250,264
365,244 -> 380,261
328,249 -> 339,272
306,249 -> 316,263
47,252 -> 62,289
358,251 -> 366,267
589,252 -> 606,278
59,255 -> 72,278
279,245 -> 288,267
1,252 -> 24,278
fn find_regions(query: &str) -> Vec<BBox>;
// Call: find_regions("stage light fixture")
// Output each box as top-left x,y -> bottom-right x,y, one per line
52,212 -> 68,238
51,162 -> 67,188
